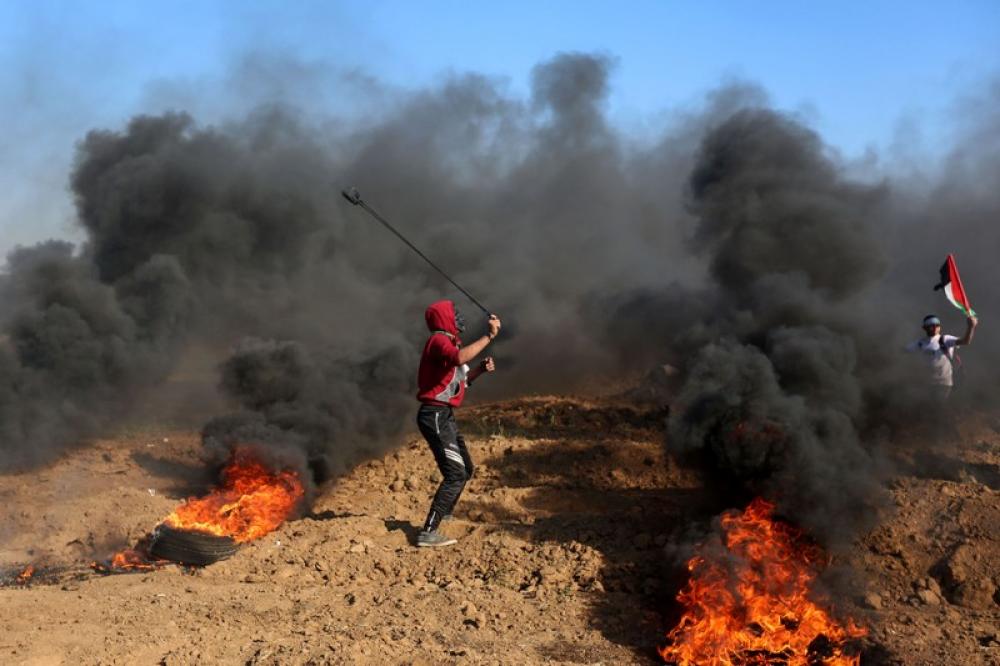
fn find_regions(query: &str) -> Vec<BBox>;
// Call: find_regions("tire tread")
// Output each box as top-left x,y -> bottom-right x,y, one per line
150,524 -> 239,566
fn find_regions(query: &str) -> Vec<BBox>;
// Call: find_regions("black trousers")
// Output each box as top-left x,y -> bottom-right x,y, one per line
417,404 -> 474,532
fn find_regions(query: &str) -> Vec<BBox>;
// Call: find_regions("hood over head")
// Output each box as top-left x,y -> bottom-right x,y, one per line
425,300 -> 460,338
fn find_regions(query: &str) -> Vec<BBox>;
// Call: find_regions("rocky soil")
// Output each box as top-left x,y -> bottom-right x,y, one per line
1,395 -> 998,665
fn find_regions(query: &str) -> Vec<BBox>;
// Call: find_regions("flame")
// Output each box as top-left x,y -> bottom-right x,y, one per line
15,564 -> 35,584
110,548 -> 161,571
660,498 -> 866,666
162,447 -> 304,543
97,446 -> 304,571
90,531 -> 166,573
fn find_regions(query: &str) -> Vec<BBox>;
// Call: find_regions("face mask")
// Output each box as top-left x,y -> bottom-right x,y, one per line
454,305 -> 466,333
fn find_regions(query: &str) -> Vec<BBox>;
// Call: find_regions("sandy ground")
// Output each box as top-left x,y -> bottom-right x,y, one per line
1,395 -> 998,665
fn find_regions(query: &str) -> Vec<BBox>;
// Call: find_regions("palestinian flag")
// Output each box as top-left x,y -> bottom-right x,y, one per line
934,254 -> 976,317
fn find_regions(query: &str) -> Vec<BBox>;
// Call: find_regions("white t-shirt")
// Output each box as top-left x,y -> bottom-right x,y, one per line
906,334 -> 958,386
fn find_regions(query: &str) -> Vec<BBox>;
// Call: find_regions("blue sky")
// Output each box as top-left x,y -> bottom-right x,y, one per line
2,1 -> 999,256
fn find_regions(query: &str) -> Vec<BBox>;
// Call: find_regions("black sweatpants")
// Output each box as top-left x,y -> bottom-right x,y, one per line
417,404 -> 474,532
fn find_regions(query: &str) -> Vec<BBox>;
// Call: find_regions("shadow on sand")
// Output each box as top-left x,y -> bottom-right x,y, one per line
130,451 -> 217,497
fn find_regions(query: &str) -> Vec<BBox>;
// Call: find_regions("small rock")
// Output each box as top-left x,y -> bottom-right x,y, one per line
404,475 -> 419,491
940,544 -> 973,588
949,577 -> 997,610
862,592 -> 883,610
390,480 -> 405,492
916,589 -> 940,606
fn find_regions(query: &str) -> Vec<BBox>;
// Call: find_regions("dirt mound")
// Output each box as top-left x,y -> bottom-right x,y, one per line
846,412 -> 1000,665
1,396 -> 998,664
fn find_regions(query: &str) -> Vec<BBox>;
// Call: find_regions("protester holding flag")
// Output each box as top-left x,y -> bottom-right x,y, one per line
905,313 -> 977,399
905,254 -> 980,399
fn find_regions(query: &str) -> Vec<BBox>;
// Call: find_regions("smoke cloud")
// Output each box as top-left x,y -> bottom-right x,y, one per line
1,54 -> 998,539
660,108 -> 891,541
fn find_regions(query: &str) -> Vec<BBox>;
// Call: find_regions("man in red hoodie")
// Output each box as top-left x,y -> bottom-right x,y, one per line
415,300 -> 501,547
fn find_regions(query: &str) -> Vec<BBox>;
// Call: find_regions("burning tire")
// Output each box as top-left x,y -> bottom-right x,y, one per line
150,524 -> 238,566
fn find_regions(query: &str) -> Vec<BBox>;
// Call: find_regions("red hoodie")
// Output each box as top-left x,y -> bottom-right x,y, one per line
417,300 -> 468,407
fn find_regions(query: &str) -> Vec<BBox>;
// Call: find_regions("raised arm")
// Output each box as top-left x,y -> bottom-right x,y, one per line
457,315 -> 501,365
956,315 -> 978,346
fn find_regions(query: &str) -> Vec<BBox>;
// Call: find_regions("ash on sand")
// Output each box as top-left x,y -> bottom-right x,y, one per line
0,396 -> 998,665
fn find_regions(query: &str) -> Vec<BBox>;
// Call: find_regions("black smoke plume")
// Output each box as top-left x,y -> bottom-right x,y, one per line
661,109 -> 892,542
